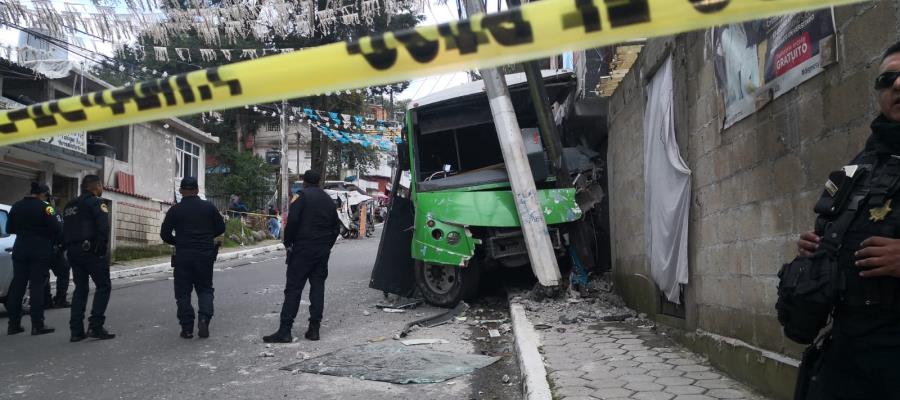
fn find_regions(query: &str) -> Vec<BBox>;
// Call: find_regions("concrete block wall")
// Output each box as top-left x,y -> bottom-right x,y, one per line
606,3 -> 900,399
104,192 -> 170,248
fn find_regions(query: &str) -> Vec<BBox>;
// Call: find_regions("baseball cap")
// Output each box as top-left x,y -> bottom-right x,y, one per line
180,176 -> 199,190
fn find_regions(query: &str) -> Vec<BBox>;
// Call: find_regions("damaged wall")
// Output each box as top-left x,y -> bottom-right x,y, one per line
606,3 -> 900,399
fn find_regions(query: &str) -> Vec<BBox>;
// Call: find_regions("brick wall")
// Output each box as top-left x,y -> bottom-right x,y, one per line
606,3 -> 900,398
104,191 -> 170,248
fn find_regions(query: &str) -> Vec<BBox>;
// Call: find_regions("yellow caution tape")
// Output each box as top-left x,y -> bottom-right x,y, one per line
0,0 -> 864,147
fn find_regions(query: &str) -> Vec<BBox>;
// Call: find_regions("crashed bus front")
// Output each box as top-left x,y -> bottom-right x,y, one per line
371,70 -> 606,307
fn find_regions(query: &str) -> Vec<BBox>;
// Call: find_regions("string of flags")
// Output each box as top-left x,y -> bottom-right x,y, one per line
241,104 -> 403,152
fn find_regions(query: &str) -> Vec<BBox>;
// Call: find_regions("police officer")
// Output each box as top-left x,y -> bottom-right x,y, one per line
264,170 -> 339,343
6,182 -> 62,335
795,42 -> 900,399
160,177 -> 226,339
43,195 -> 70,309
65,175 -> 115,342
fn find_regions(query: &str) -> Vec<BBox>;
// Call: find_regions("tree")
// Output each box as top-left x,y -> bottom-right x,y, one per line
206,148 -> 276,210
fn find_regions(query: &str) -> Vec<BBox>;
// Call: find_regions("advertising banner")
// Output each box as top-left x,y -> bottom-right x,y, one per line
714,9 -> 836,128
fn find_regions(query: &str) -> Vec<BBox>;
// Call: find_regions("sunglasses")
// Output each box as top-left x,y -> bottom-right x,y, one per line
875,71 -> 900,90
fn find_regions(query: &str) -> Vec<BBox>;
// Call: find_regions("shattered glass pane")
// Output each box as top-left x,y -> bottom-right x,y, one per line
281,342 -> 499,384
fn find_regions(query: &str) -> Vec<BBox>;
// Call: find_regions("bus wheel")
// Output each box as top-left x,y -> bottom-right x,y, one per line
414,260 -> 479,308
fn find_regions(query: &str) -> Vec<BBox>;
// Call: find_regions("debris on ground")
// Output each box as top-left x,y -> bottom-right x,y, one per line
363,310 -> 371,316
488,329 -> 500,338
382,308 -> 406,313
259,352 -> 275,358
375,299 -> 423,310
281,342 -> 499,384
501,374 -> 511,384
400,338 -> 450,346
398,302 -> 469,338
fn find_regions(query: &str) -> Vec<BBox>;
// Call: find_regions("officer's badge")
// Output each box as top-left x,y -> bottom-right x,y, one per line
100,204 -> 109,213
870,199 -> 893,222
44,206 -> 54,216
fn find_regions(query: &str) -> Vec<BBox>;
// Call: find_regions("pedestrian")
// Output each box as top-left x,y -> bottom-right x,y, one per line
43,194 -> 70,309
793,41 -> 900,399
263,170 -> 339,343
5,182 -> 62,336
65,175 -> 115,342
160,177 -> 226,339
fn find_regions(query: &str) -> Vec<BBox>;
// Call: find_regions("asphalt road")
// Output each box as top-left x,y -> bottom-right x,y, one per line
0,235 -> 521,400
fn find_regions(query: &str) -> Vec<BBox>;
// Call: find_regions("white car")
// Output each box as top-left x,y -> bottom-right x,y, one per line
0,204 -> 14,305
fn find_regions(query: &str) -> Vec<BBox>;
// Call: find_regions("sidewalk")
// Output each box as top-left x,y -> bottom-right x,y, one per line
511,290 -> 767,400
107,240 -> 284,280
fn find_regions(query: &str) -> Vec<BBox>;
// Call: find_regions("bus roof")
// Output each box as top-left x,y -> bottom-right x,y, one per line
409,69 -> 575,110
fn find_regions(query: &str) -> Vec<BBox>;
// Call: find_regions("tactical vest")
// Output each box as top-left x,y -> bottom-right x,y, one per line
63,194 -> 99,245
815,152 -> 900,310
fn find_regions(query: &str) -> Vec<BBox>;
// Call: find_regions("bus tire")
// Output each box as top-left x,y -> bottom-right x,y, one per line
414,259 -> 479,308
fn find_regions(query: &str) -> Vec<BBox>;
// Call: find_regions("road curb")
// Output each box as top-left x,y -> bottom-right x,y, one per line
108,243 -> 285,281
509,302 -> 553,400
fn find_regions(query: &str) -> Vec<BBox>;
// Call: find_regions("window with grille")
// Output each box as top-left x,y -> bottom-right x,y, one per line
176,137 -> 200,178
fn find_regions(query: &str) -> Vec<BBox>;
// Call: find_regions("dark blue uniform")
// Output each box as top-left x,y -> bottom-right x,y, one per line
63,193 -> 111,336
6,197 -> 62,330
279,186 -> 340,331
160,195 -> 226,332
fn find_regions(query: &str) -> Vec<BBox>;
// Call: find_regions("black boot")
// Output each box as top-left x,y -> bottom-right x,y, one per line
263,324 -> 292,343
87,327 -> 116,340
197,319 -> 210,339
70,330 -> 86,342
180,329 -> 194,339
7,322 -> 24,335
304,321 -> 320,341
31,324 -> 55,335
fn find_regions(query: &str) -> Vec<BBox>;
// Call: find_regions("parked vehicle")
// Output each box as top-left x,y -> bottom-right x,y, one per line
0,204 -> 15,307
370,70 -> 606,307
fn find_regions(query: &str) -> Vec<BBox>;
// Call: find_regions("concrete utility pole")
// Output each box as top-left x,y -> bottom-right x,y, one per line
280,99 -> 290,239
463,0 -> 561,288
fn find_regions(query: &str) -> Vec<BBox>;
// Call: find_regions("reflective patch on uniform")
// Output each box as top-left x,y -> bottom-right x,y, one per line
100,203 -> 109,213
44,206 -> 55,216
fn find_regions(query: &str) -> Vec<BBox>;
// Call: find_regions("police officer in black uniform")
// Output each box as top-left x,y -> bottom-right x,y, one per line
795,42 -> 900,399
160,177 -> 226,339
264,170 -> 339,343
65,175 -> 115,342
43,194 -> 70,309
6,182 -> 62,335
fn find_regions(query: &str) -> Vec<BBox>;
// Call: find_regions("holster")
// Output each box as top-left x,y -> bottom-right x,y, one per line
793,333 -> 832,400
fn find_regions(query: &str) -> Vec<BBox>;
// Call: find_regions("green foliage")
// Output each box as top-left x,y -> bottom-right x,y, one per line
207,149 -> 276,210
223,218 -> 247,248
325,141 -> 381,179
113,245 -> 171,262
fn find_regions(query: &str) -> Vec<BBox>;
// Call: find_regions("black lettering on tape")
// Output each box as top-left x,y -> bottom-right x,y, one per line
395,30 -> 440,64
48,101 -> 87,122
8,108 -> 30,121
563,0 -> 602,32
347,35 -> 398,71
0,123 -> 16,133
175,75 -> 195,103
483,10 -> 533,46
198,85 -> 213,100
31,103 -> 57,128
438,21 -> 489,54
605,0 -> 650,27
688,0 -> 729,13
206,68 -> 243,96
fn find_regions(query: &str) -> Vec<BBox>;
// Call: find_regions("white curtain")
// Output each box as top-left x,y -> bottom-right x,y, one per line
643,56 -> 692,304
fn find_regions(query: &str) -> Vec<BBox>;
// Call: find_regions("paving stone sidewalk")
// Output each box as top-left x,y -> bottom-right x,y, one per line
530,316 -> 767,400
